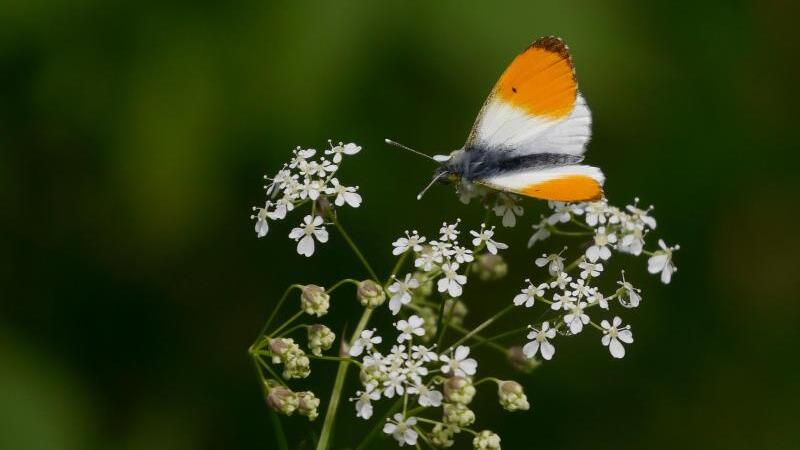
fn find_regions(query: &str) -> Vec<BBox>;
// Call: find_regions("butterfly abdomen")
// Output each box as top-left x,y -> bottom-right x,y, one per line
455,146 -> 584,181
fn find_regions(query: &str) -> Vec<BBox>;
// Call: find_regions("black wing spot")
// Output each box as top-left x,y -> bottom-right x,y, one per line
511,87 -> 517,93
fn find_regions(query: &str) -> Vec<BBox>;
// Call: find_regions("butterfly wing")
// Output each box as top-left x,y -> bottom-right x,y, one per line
466,36 -> 590,157
462,37 -> 602,201
478,165 -> 604,202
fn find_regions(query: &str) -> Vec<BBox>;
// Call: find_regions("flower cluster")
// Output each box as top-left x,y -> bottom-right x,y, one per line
456,182 -> 526,228
514,198 -> 679,360
251,141 -> 362,256
266,337 -> 311,379
350,315 -> 523,448
265,382 -> 320,421
387,221 -> 507,315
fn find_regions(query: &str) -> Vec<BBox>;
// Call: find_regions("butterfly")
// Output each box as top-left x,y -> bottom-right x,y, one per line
388,36 -> 603,203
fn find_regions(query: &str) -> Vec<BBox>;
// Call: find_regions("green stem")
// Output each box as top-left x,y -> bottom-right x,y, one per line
332,215 -> 380,282
446,303 -> 515,352
316,308 -> 373,450
271,310 -> 304,336
474,326 -> 529,348
387,252 -> 409,285
447,322 -> 508,354
269,409 -> 290,450
327,278 -> 360,294
356,397 -> 404,450
259,284 -> 303,338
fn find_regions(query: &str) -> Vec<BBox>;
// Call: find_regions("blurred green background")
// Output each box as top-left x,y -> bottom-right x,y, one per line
2,0 -> 799,449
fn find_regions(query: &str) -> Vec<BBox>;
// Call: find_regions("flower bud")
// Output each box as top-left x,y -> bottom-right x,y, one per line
443,403 -> 475,427
301,284 -> 330,317
413,271 -> 434,297
360,364 -> 386,386
283,352 -> 310,379
307,324 -> 335,356
473,430 -> 501,450
430,423 -> 457,448
296,391 -> 320,421
357,280 -> 386,308
443,299 -> 468,326
443,376 -> 476,405
471,254 -> 508,281
417,306 -> 438,343
268,338 -> 297,363
266,386 -> 298,415
497,380 -> 529,411
507,346 -> 540,373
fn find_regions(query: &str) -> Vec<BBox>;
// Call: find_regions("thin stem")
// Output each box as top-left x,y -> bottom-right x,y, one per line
447,322 -> 508,354
446,303 -> 516,352
316,308 -> 373,450
473,377 -> 501,387
308,354 -> 360,366
355,397 -> 404,450
332,214 -> 380,282
474,326 -> 529,349
387,252 -> 409,285
275,323 -> 308,338
254,356 -> 288,387
327,278 -> 360,294
271,310 -> 304,336
269,409 -> 290,450
259,284 -> 303,338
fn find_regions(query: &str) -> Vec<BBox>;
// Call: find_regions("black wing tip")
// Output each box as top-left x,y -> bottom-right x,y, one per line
530,36 -> 571,59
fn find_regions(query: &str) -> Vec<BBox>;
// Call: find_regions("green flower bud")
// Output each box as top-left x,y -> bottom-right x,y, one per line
430,423 -> 457,448
301,284 -> 330,317
357,280 -> 386,308
443,376 -> 476,405
473,430 -> 501,450
443,403 -> 475,427
413,271 -> 434,297
266,386 -> 298,416
296,391 -> 320,421
442,298 -> 468,326
497,380 -> 529,411
307,324 -> 335,356
472,254 -> 508,281
507,346 -> 541,373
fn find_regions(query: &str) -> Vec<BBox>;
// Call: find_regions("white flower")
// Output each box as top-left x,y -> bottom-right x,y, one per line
392,230 -> 426,255
403,357 -> 428,384
351,384 -> 381,419
528,218 -> 551,247
523,322 -> 556,360
618,227 -> 645,256
584,201 -> 608,227
589,289 -> 608,309
601,316 -> 634,358
383,372 -> 406,398
578,260 -> 603,279
549,272 -> 572,290
547,201 -> 582,224
251,202 -> 274,238
388,274 -> 420,315
440,345 -> 478,377
414,250 -> 442,272
513,279 -> 546,308
411,345 -> 438,362
586,226 -> 617,262
648,239 -> 679,284
570,279 -> 593,301
617,272 -> 642,308
383,414 -> 418,447
439,220 -> 461,241
450,245 -> 474,263
298,178 -> 325,201
437,262 -> 467,298
493,194 -> 524,227
470,224 -> 508,254
325,141 -> 361,163
395,315 -> 426,343
349,329 -> 382,357
564,301 -> 589,334
551,291 -> 575,311
288,215 -> 329,257
325,178 -> 362,208
408,383 -> 443,407
626,198 -> 656,229
535,253 -> 565,276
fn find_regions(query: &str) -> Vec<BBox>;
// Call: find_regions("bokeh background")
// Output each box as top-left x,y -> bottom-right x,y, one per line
2,1 -> 799,449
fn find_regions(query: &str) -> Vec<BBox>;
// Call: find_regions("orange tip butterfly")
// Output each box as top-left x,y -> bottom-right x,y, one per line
387,36 -> 604,202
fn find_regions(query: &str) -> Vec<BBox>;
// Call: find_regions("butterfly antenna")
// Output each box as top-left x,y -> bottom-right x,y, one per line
384,138 -> 438,163
416,171 -> 447,201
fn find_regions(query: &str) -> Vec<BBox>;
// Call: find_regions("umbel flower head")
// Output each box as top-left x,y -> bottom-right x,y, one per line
300,284 -> 330,317
251,141 -> 363,257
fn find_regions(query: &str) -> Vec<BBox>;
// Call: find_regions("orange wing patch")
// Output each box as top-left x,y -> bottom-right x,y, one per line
521,174 -> 602,202
495,36 -> 577,119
